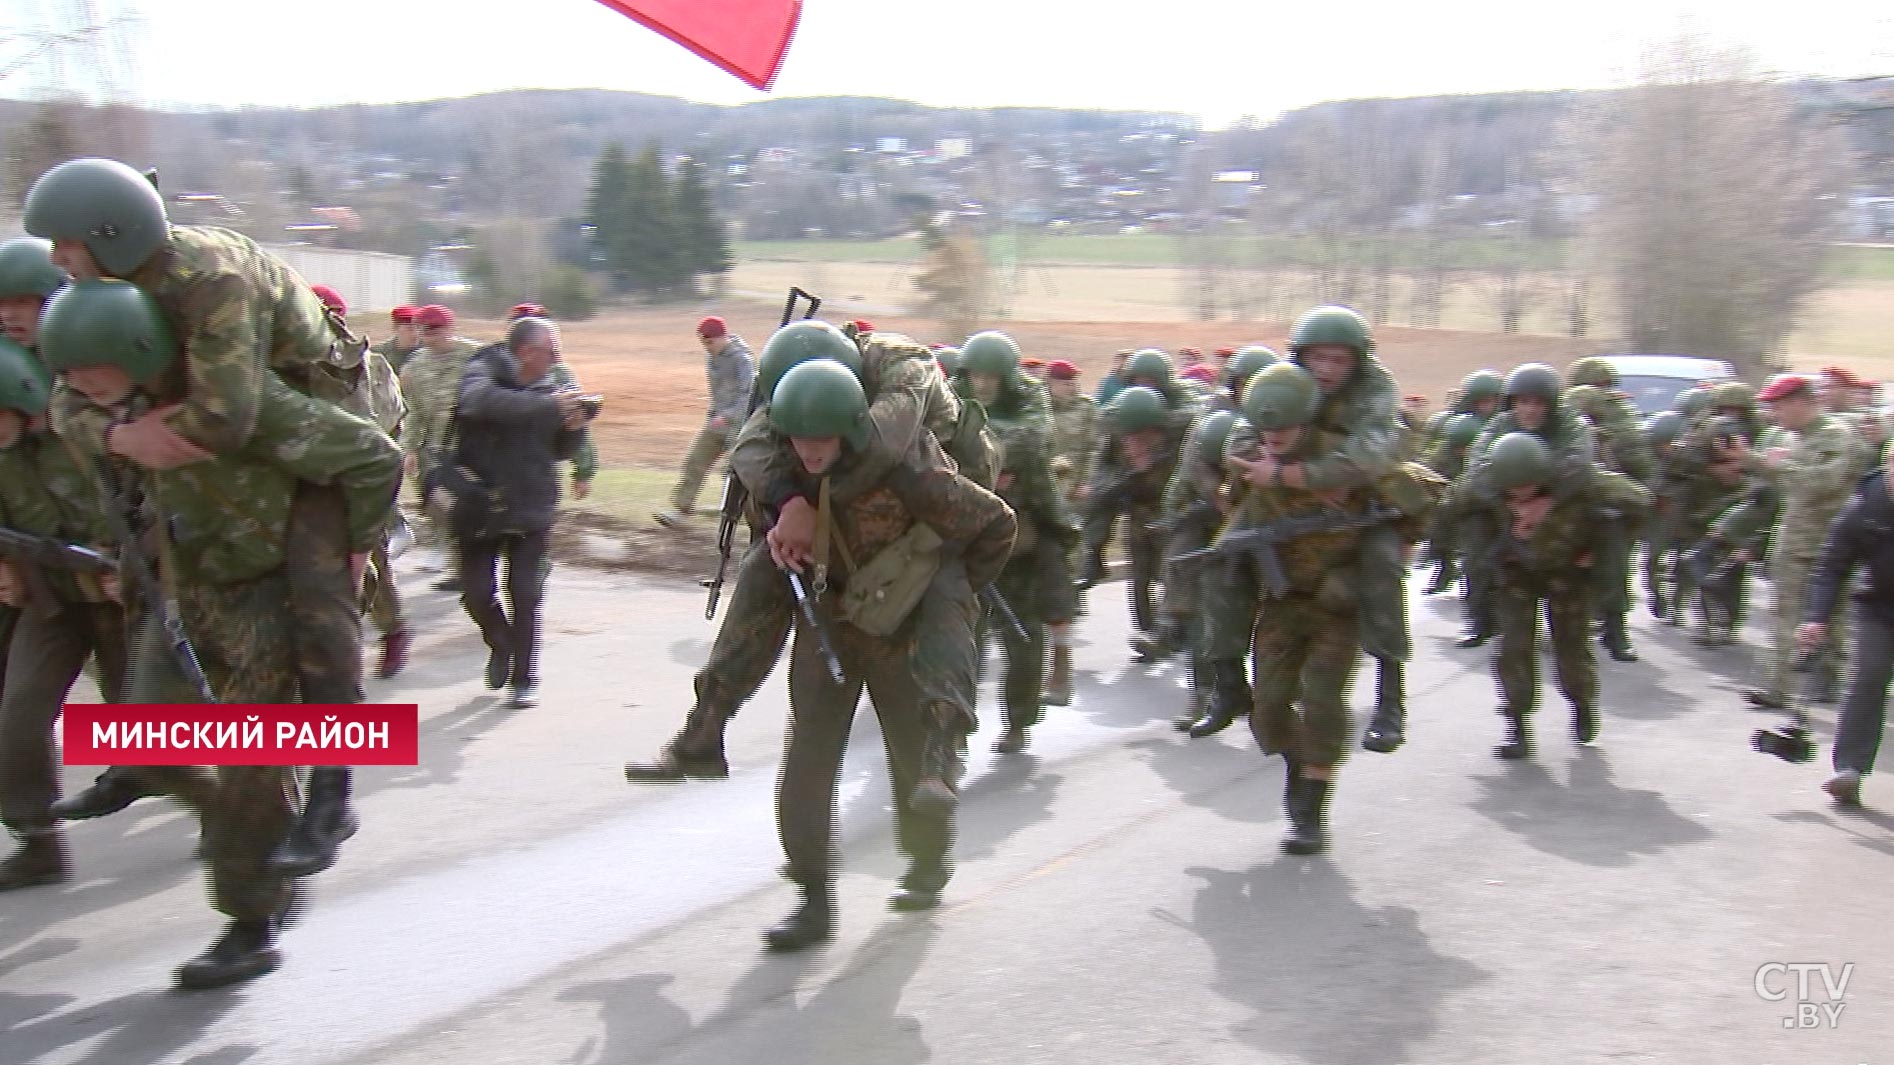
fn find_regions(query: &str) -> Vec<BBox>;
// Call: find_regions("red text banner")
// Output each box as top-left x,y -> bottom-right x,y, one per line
62,704 -> 420,766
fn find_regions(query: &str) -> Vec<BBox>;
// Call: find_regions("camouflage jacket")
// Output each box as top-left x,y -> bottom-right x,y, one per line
734,332 -> 983,512
54,226 -> 339,460
1467,406 -> 1597,505
547,361 -> 600,483
1583,391 -> 1655,485
1450,471 -> 1650,581
1223,436 -> 1377,602
1048,392 -> 1098,488
1757,413 -> 1859,560
53,374 -> 402,584
0,427 -> 114,602
991,414 -> 1077,551
399,338 -> 480,465
706,335 -> 756,425
796,444 -> 1018,601
370,337 -> 420,375
1297,355 -> 1403,492
1162,415 -> 1232,541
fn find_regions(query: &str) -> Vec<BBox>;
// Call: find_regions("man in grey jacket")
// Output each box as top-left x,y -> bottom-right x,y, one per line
656,315 -> 755,527
452,317 -> 594,708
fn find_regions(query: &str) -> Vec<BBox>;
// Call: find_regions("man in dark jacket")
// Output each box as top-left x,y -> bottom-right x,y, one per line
1801,450 -> 1894,806
452,317 -> 593,708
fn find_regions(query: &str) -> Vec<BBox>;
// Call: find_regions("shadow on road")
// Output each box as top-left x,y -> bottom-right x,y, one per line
1776,804 -> 1894,861
1175,859 -> 1490,1065
1126,734 -> 1280,826
1468,748 -> 1714,867
585,923 -> 939,1065
0,986 -> 252,1065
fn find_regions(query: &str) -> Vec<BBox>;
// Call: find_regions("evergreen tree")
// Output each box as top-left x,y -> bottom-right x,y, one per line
672,157 -> 732,284
584,141 -> 634,290
621,141 -> 681,295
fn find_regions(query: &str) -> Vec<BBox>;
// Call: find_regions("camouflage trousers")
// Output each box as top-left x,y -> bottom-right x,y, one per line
0,600 -> 126,836
1249,594 -> 1360,768
1767,552 -> 1847,702
1591,517 -> 1636,619
1357,524 -> 1412,661
778,615 -> 953,887
362,540 -> 405,637
980,548 -> 1050,732
670,421 -> 737,514
123,571 -> 299,924
1201,552 -> 1265,663
694,536 -> 980,730
287,481 -> 366,704
1493,569 -> 1598,718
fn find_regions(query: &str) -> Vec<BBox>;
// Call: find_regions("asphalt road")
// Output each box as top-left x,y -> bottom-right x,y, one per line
2,558 -> 1889,1065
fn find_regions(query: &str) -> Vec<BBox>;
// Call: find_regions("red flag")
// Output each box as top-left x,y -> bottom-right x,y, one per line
592,0 -> 802,91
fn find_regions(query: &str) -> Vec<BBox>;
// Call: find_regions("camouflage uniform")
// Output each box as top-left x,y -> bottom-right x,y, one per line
0,426 -> 126,842
1462,406 -> 1596,639
1451,470 -> 1650,751
1566,385 -> 1655,658
655,333 -> 992,765
776,438 -> 1015,905
669,335 -> 754,514
55,371 -> 399,928
1161,413 -> 1235,720
1048,390 -> 1098,502
980,407 -> 1077,747
1078,382 -> 1194,636
1751,413 -> 1859,703
399,336 -> 480,547
369,336 -> 419,375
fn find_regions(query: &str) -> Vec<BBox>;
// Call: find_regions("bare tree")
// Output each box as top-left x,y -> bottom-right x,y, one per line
1586,37 -> 1851,372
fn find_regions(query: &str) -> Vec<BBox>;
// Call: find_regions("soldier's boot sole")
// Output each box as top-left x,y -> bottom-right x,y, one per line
890,859 -> 949,912
1187,710 -> 1241,739
624,748 -> 730,783
1494,715 -> 1532,760
1362,710 -> 1406,753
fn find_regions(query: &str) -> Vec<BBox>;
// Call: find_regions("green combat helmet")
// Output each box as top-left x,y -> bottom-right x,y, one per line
1708,381 -> 1757,413
1194,410 -> 1239,467
1225,345 -> 1278,388
1105,385 -> 1169,433
0,337 -> 53,415
933,346 -> 961,376
1288,305 -> 1374,356
0,237 -> 67,299
1675,386 -> 1712,418
1241,362 -> 1322,430
1444,412 -> 1483,450
1563,384 -> 1612,423
1645,410 -> 1686,447
1123,349 -> 1175,389
37,278 -> 177,384
1503,363 -> 1563,408
1462,369 -> 1505,406
769,359 -> 870,449
1566,356 -> 1619,389
1487,431 -> 1554,491
22,157 -> 170,278
756,320 -> 863,404
960,331 -> 1022,377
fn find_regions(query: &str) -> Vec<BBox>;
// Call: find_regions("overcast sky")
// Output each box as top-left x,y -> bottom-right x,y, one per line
7,0 -> 1890,127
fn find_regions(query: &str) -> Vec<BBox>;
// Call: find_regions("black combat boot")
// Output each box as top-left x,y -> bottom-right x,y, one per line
1361,657 -> 1407,753
176,920 -> 281,990
765,881 -> 836,952
1075,549 -> 1106,591
1573,704 -> 1601,745
269,768 -> 360,877
625,697 -> 733,782
993,702 -> 1030,753
1648,586 -> 1669,621
1188,660 -> 1250,739
1283,777 -> 1331,855
890,854 -> 950,912
1601,613 -> 1639,663
1495,711 -> 1532,760
0,833 -> 70,891
910,709 -> 966,816
50,768 -> 162,821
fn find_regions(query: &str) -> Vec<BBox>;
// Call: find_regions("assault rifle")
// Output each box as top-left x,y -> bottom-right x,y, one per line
1169,503 -> 1401,599
701,286 -> 821,619
981,585 -> 1030,644
784,566 -> 845,684
0,526 -> 114,616
94,455 -> 218,703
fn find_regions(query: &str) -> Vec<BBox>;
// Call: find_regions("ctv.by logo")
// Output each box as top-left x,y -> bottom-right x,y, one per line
1754,962 -> 1853,1029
